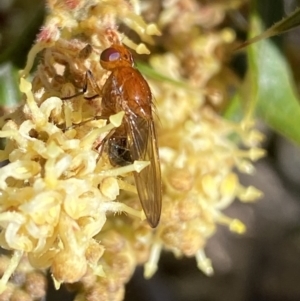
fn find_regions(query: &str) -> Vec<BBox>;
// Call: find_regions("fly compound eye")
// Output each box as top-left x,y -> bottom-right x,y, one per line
100,48 -> 120,62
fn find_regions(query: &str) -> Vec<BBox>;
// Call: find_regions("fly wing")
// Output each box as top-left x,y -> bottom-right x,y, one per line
125,112 -> 162,228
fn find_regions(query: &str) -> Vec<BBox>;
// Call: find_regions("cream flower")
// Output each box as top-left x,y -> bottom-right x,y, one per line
0,0 -> 262,300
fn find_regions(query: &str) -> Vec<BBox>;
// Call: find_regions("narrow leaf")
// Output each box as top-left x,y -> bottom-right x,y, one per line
236,7 -> 300,50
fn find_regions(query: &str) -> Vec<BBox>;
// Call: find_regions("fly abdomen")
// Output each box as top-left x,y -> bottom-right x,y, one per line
108,136 -> 132,166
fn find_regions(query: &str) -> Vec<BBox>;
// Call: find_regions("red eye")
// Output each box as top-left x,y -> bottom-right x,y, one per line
100,48 -> 120,62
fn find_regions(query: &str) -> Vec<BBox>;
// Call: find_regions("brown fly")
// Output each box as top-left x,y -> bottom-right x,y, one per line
99,44 -> 162,228
64,44 -> 162,227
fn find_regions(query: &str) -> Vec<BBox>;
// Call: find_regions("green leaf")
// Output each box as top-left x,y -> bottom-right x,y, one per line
0,63 -> 21,108
248,15 -> 300,144
223,92 -> 244,122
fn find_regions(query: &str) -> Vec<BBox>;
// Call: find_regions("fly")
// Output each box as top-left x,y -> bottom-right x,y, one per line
99,44 -> 162,228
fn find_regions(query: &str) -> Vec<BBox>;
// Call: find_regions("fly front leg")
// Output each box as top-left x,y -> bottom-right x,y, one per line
61,70 -> 101,100
62,43 -> 101,100
61,68 -> 103,129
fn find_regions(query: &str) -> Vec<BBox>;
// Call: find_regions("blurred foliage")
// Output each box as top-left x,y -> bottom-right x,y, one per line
0,0 -> 44,110
238,5 -> 300,49
225,2 -> 300,145
247,14 -> 300,144
0,0 -> 45,67
0,63 -> 20,106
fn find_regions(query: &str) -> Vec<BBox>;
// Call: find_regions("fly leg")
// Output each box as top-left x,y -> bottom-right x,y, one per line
94,125 -> 132,166
61,64 -> 103,129
61,70 -> 101,100
93,128 -> 116,161
62,44 -> 101,100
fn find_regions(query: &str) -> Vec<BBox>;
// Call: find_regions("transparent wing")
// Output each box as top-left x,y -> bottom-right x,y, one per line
126,112 -> 162,228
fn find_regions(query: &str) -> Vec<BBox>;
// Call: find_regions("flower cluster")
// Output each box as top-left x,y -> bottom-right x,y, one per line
0,255 -> 46,301
0,0 -> 264,300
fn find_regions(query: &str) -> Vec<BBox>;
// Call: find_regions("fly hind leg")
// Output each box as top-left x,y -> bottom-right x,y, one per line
108,135 -> 132,166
